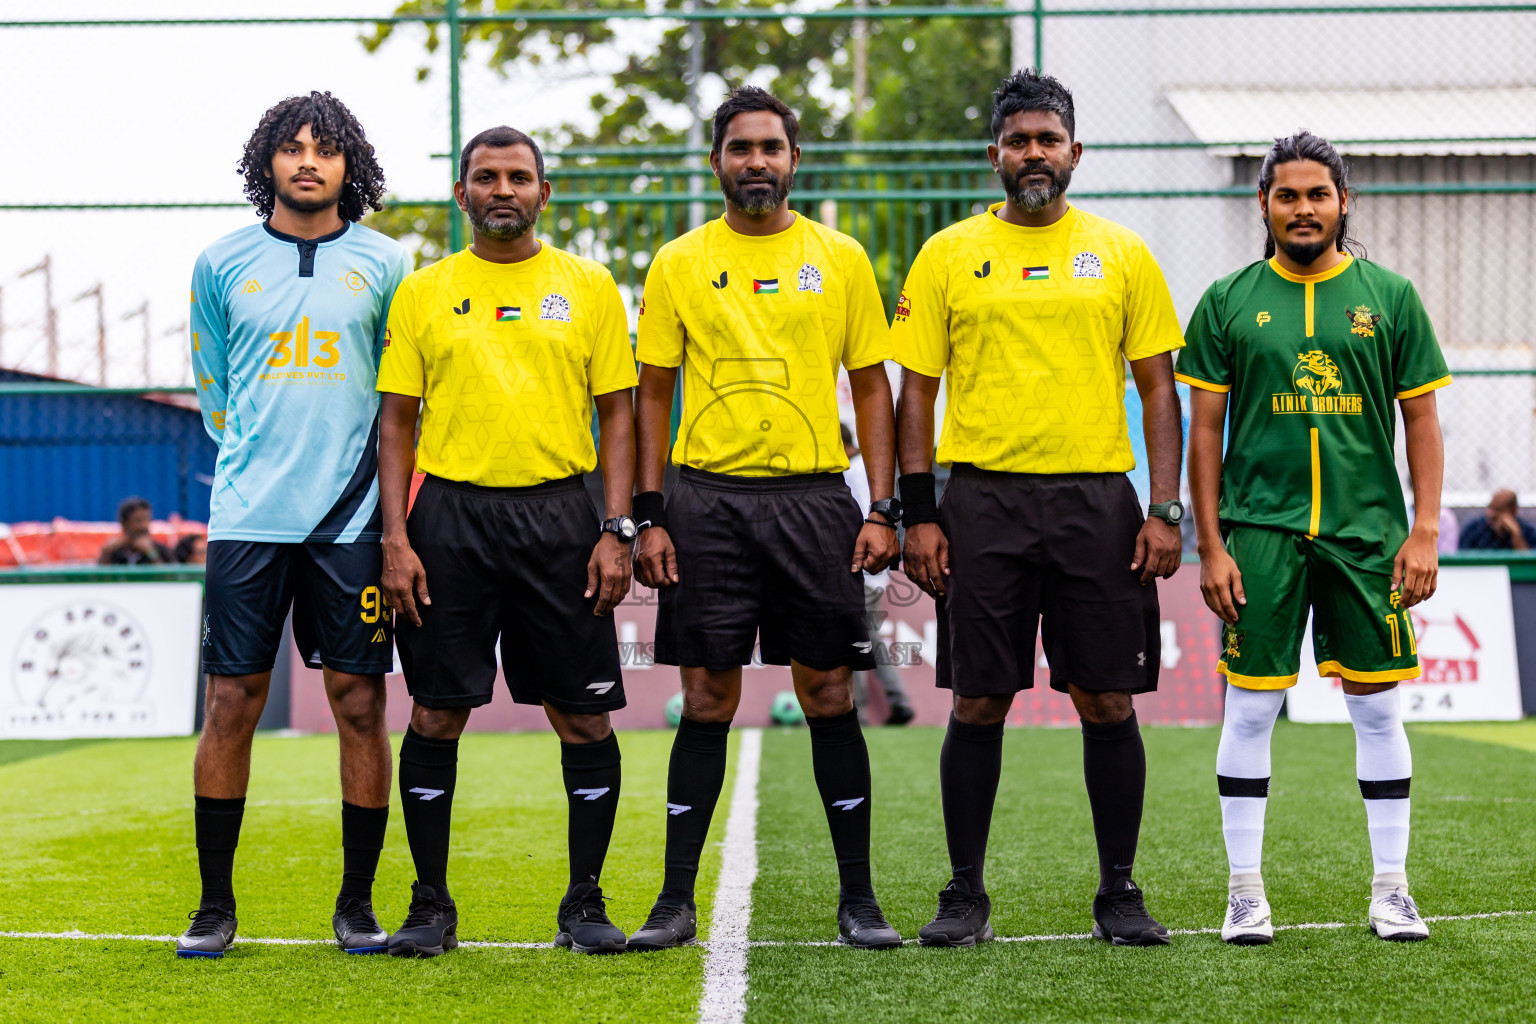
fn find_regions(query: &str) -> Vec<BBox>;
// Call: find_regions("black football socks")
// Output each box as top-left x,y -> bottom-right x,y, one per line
808,709 -> 875,904
939,714 -> 1005,892
338,801 -> 389,903
660,717 -> 730,901
399,727 -> 459,893
1082,711 -> 1146,893
562,732 -> 623,895
194,794 -> 246,911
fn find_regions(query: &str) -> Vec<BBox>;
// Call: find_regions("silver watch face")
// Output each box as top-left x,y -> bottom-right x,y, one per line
1166,503 -> 1184,524
618,517 -> 637,540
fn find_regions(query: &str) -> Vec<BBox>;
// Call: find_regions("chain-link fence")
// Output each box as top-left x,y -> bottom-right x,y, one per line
2,2 -> 1533,510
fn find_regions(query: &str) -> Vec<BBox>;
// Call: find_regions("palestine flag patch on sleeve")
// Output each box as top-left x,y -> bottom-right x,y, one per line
752,278 -> 780,294
1020,266 -> 1050,281
496,306 -> 522,321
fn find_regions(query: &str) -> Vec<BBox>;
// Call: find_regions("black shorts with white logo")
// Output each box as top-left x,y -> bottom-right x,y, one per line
395,474 -> 625,713
935,465 -> 1160,696
203,540 -> 393,676
654,467 -> 874,672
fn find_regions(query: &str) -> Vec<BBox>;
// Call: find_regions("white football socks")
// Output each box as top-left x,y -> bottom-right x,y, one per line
1343,687 -> 1413,895
1216,684 -> 1286,893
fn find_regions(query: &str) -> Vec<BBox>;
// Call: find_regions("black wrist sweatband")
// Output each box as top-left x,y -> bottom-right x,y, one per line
633,491 -> 667,531
899,472 -> 939,526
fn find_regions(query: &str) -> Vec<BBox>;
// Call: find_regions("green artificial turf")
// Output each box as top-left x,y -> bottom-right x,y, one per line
747,721 -> 1536,1023
1,721 -> 1532,1023
0,730 -> 734,1024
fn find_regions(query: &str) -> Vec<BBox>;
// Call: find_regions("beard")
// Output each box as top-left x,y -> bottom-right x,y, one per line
1000,160 -> 1072,212
1274,218 -> 1337,267
467,196 -> 539,241
722,169 -> 794,215
275,179 -> 344,215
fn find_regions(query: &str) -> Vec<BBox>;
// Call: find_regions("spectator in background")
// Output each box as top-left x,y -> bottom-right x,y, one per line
176,534 -> 208,565
842,423 -> 915,726
98,497 -> 173,565
1459,489 -> 1536,551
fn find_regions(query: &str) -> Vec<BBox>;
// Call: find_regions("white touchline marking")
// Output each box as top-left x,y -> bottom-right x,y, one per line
3,909 -> 1531,952
698,727 -> 762,1024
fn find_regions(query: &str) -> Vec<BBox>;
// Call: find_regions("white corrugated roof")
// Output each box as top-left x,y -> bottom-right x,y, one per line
1165,87 -> 1536,156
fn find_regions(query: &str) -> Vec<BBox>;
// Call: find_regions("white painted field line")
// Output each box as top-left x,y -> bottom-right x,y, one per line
3,908 -> 1531,952
697,727 -> 763,1024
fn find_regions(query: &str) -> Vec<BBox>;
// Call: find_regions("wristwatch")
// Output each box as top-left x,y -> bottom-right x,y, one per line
1147,499 -> 1185,526
600,515 -> 638,541
868,497 -> 903,526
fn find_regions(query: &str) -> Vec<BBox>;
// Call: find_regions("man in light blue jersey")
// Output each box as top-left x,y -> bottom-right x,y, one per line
178,92 -> 411,959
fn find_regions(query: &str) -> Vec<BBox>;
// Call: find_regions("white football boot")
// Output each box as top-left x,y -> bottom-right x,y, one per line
1369,887 -> 1429,941
1221,894 -> 1274,945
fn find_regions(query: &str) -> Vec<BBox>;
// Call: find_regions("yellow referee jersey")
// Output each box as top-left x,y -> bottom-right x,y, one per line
892,203 -> 1184,474
636,213 -> 891,476
377,243 -> 638,487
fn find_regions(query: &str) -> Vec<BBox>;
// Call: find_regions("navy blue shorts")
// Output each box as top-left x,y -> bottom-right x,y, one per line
203,540 -> 392,676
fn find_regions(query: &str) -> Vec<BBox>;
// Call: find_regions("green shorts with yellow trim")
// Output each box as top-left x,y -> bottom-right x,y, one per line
1218,525 -> 1419,690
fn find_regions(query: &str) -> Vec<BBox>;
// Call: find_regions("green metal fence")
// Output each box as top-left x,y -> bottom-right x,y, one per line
2,2 -> 1535,503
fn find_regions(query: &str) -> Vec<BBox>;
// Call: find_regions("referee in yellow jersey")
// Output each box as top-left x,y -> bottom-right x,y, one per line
375,127 -> 638,957
894,71 -> 1186,947
626,87 -> 903,952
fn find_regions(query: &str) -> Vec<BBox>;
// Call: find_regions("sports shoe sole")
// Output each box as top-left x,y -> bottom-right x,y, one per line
1222,930 -> 1273,946
917,922 -> 995,948
626,936 -> 698,952
1369,921 -> 1428,942
175,948 -> 225,959
1092,923 -> 1172,947
388,934 -> 459,958
835,932 -> 903,950
555,931 -> 629,955
342,943 -> 389,955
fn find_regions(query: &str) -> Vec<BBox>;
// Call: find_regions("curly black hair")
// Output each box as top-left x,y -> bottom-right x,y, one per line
238,91 -> 387,222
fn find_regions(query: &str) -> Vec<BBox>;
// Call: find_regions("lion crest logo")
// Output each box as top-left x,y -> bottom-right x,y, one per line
1346,305 -> 1382,337
1293,350 -> 1342,396
1223,627 -> 1244,661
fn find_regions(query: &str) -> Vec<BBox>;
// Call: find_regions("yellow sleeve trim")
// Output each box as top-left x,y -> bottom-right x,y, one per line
1395,374 -> 1452,400
1174,372 -> 1232,394
1316,660 -> 1421,683
1218,662 -> 1298,690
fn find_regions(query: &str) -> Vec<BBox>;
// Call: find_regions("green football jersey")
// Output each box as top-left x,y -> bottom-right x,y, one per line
1176,255 -> 1450,571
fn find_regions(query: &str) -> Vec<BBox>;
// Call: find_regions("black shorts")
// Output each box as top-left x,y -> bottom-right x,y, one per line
655,467 -> 874,672
395,474 -> 625,713
203,540 -> 392,676
935,466 -> 1160,696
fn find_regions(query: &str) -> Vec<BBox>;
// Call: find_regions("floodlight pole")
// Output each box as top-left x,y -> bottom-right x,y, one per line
121,302 -> 149,386
72,283 -> 105,386
19,255 -> 57,378
447,0 -> 464,254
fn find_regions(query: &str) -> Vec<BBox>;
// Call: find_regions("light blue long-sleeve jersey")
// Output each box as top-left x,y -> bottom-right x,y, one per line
189,221 -> 410,542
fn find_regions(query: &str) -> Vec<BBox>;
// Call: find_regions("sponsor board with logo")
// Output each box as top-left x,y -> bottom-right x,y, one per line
290,565 -> 1226,731
0,582 -> 202,738
1286,565 -> 1523,723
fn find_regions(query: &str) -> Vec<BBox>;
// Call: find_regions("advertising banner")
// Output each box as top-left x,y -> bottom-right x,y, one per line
1286,565 -> 1523,723
291,567 -> 1228,732
0,582 -> 203,738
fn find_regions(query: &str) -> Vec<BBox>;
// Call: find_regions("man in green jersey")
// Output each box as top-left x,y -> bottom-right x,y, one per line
1177,132 -> 1448,945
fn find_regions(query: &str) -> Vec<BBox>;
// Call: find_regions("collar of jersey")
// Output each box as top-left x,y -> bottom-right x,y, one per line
715,211 -> 803,242
1267,253 -> 1353,284
262,220 -> 350,247
986,201 -> 1076,234
462,239 -> 550,270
